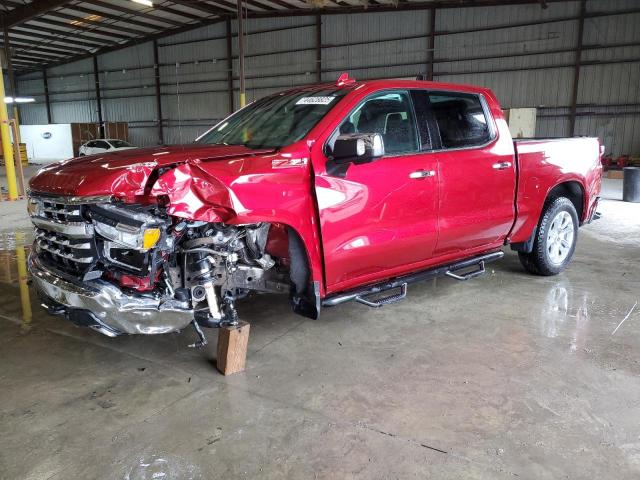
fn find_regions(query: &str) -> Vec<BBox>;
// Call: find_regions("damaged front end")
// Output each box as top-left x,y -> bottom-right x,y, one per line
28,194 -> 294,340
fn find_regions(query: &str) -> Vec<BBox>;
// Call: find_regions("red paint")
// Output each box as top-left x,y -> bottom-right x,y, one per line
106,270 -> 157,291
29,79 -> 602,299
265,223 -> 289,261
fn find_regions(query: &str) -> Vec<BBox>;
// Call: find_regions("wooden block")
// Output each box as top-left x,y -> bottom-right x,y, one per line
216,321 -> 250,375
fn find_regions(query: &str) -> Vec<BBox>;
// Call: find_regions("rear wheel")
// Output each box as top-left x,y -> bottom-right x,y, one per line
518,197 -> 578,276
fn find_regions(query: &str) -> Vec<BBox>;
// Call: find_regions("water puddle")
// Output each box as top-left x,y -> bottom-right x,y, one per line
0,229 -> 35,331
537,281 -> 591,353
124,454 -> 202,480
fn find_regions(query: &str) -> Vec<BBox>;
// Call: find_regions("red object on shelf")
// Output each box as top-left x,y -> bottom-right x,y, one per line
616,155 -> 629,168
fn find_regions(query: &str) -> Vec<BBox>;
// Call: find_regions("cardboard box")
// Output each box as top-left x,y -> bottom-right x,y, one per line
503,108 -> 537,139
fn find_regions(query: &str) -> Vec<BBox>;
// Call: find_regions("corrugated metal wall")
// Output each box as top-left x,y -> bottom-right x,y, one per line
16,0 -> 640,155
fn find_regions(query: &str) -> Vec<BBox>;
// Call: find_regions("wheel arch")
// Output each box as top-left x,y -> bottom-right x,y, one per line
265,223 -> 321,320
511,179 -> 585,253
545,180 -> 585,222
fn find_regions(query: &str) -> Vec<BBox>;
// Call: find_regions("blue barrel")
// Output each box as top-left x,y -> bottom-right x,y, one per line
623,167 -> 640,203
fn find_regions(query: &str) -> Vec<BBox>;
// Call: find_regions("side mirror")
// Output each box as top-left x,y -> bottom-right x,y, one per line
332,133 -> 385,164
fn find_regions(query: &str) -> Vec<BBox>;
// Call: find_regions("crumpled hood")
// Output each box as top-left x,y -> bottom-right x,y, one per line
28,144 -> 275,198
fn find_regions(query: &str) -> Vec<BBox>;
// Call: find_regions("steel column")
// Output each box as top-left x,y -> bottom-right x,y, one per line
315,14 -> 322,83
236,0 -> 246,108
3,29 -> 20,126
226,18 -> 234,113
569,0 -> 586,137
427,7 -> 436,80
42,67 -> 52,123
153,39 -> 164,144
92,55 -> 104,137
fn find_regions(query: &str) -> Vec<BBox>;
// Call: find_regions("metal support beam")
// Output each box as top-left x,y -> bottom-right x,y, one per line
78,0 -> 185,28
153,40 -> 163,145
3,29 -> 20,125
46,12 -> 144,37
42,67 -> 52,123
569,0 -> 586,137
27,17 -> 133,41
315,14 -> 322,83
169,0 -> 228,16
92,56 -> 103,137
2,0 -> 72,28
64,5 -> 167,31
226,18 -> 234,114
4,41 -> 83,58
427,7 -> 436,80
237,0 -> 246,108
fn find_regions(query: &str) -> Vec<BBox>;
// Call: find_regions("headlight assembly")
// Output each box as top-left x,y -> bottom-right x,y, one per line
91,204 -> 164,251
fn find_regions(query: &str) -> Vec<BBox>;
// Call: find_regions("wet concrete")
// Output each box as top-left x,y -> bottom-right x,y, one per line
1,180 -> 639,479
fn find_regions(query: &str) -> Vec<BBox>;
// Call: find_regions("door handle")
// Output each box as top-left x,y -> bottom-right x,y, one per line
492,161 -> 512,170
409,169 -> 436,179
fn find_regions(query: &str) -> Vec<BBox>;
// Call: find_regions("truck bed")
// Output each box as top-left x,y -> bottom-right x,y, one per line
509,137 -> 603,244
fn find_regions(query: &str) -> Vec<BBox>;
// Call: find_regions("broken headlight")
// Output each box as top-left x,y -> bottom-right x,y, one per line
94,222 -> 161,251
91,204 -> 164,251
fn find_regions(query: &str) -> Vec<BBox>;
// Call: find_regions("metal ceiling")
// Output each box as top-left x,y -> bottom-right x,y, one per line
2,0 -> 563,73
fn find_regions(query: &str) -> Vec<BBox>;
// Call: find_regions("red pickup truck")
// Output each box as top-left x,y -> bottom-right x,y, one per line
27,77 -> 602,343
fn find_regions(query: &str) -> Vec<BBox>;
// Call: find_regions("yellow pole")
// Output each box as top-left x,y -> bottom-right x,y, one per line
0,63 -> 18,200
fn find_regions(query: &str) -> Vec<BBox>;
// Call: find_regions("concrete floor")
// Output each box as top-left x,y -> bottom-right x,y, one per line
0,179 -> 639,479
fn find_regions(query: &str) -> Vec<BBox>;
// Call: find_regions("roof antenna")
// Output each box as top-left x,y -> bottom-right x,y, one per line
336,72 -> 356,86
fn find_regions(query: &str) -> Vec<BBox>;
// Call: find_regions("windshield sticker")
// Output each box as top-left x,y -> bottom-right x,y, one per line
296,96 -> 336,105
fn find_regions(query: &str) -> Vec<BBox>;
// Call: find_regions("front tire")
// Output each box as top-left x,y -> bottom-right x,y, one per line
518,197 -> 579,276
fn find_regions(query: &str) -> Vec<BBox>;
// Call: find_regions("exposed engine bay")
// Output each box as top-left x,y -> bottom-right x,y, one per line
168,221 -> 289,326
29,195 -> 312,342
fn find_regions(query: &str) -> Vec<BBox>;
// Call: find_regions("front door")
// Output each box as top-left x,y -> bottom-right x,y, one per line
313,90 -> 439,292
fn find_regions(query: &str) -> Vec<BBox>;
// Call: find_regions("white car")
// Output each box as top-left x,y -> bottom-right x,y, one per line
79,139 -> 136,156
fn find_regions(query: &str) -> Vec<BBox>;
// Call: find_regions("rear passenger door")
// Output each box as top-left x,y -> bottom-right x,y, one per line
425,91 -> 516,255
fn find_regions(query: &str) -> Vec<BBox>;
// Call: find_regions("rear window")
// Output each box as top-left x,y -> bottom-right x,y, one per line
429,93 -> 492,149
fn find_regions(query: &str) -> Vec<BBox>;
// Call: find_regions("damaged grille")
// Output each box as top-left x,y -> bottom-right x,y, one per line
30,197 -> 99,278
39,199 -> 84,222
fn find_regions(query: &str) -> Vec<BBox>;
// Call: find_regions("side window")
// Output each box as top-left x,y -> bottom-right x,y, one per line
85,141 -> 96,148
338,91 -> 419,155
94,141 -> 110,149
429,92 -> 491,149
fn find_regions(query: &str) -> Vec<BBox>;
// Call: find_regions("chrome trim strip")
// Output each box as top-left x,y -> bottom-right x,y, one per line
31,216 -> 94,238
41,206 -> 81,216
29,194 -> 115,205
36,240 -> 94,263
35,231 -> 92,250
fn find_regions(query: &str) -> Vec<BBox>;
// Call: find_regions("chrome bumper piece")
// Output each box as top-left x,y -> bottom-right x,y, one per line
29,253 -> 194,335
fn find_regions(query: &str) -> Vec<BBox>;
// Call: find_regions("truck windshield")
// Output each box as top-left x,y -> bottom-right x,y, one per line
197,88 -> 348,149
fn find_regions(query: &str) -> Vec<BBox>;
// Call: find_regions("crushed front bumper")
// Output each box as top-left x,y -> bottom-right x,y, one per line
28,253 -> 194,336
